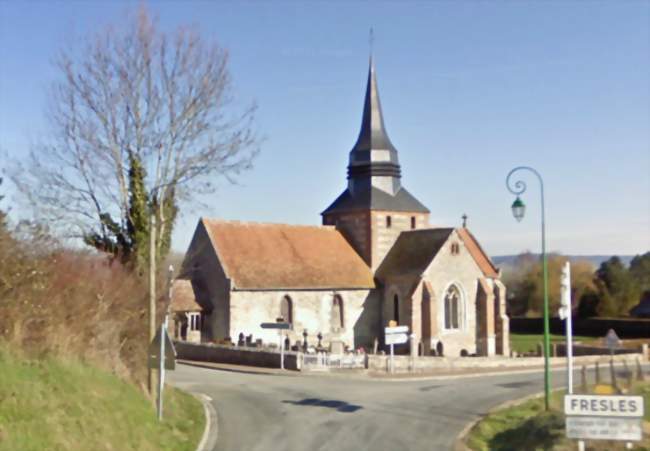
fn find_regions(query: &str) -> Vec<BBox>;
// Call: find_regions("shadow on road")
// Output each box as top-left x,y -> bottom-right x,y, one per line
283,398 -> 363,413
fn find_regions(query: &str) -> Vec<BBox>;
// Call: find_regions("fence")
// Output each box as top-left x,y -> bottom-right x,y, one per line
302,352 -> 367,371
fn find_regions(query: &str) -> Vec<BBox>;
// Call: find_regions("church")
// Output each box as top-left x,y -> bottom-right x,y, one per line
175,59 -> 509,358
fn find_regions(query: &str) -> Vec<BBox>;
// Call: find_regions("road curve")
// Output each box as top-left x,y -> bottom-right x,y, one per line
170,364 -> 575,451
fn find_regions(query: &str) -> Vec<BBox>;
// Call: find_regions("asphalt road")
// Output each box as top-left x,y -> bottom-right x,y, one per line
168,363 -> 600,451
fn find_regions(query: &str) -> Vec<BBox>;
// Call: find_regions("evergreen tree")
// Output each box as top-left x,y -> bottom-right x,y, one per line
629,252 -> 650,292
595,257 -> 640,316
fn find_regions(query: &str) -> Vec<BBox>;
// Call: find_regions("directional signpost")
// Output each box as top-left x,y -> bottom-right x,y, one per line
565,394 -> 644,443
385,325 -> 409,374
261,322 -> 291,370
148,319 -> 176,420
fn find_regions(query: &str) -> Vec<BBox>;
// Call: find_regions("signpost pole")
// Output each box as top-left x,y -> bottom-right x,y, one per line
390,343 -> 394,374
158,319 -> 166,420
280,332 -> 285,370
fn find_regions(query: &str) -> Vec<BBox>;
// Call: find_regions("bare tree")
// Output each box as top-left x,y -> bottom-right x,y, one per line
15,7 -> 258,269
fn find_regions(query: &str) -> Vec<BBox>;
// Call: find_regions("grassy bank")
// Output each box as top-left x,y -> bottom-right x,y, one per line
0,347 -> 204,451
466,384 -> 650,451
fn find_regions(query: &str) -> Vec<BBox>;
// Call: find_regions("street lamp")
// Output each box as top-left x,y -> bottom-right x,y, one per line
506,166 -> 551,411
511,196 -> 526,222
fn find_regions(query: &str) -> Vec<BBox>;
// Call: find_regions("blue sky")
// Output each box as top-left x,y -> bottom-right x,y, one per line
1,1 -> 648,256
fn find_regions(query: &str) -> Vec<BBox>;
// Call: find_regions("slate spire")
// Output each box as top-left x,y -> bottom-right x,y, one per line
347,57 -> 402,194
321,58 -> 429,215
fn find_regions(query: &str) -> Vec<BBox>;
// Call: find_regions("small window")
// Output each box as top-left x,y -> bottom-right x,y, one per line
411,216 -> 416,229
332,295 -> 344,331
280,295 -> 293,324
393,294 -> 399,324
386,216 -> 392,228
451,243 -> 460,255
188,312 -> 201,331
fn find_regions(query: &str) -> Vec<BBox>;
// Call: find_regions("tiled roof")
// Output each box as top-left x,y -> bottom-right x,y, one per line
376,227 -> 499,280
457,228 -> 499,278
170,279 -> 202,312
201,219 -> 375,290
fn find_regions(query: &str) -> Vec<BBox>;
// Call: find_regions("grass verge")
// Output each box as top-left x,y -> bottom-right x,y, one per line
466,384 -> 650,451
0,347 -> 205,451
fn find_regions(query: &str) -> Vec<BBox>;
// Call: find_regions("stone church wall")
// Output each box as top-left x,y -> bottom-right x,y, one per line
422,231 -> 486,358
371,211 -> 429,270
229,289 -> 380,350
180,221 -> 232,342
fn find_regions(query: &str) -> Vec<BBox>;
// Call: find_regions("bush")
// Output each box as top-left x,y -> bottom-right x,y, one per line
0,221 -> 168,388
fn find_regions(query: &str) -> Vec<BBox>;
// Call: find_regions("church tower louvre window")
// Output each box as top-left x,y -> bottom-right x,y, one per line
321,56 -> 430,270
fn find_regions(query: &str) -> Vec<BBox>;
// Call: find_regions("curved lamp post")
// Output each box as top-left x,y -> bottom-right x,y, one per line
506,166 -> 550,411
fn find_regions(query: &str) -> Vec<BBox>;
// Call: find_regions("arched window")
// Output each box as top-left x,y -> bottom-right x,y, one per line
331,295 -> 344,331
386,215 -> 392,228
280,295 -> 293,324
411,216 -> 416,229
393,294 -> 399,324
444,285 -> 461,330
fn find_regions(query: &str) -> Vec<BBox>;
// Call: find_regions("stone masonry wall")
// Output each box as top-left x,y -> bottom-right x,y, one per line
371,211 -> 429,270
229,289 -> 381,350
180,221 -> 231,342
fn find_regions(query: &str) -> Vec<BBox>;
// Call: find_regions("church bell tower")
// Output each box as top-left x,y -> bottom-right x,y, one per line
322,59 -> 430,270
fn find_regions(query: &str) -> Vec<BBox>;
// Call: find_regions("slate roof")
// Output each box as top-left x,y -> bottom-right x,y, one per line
323,59 -> 429,216
322,186 -> 430,215
170,279 -> 202,312
376,227 -> 499,280
201,219 -> 375,290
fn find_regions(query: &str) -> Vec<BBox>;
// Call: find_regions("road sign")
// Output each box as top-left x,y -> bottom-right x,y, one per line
564,395 -> 644,418
566,417 -> 642,441
565,394 -> 644,442
385,333 -> 409,345
605,329 -> 621,352
260,322 -> 291,330
148,326 -> 176,370
385,325 -> 409,334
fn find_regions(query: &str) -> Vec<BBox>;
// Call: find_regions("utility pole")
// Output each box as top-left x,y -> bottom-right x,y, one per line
148,213 -> 157,397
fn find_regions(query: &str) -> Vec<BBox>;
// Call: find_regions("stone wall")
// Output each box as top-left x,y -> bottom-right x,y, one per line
180,220 -> 231,341
229,289 -> 381,350
367,353 -> 645,374
174,341 -> 301,370
323,211 -> 371,266
371,211 -> 429,270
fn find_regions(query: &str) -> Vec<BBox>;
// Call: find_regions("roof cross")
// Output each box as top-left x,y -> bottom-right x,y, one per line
462,214 -> 468,228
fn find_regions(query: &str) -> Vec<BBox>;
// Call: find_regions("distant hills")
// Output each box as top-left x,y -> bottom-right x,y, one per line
491,255 -> 635,269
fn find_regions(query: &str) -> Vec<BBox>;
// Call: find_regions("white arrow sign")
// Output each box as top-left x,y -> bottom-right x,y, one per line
385,333 -> 409,345
385,325 -> 409,334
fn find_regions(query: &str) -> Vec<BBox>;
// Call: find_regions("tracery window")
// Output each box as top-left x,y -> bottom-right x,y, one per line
444,285 -> 461,330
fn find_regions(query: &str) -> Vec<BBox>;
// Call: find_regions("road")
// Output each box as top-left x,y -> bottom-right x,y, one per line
169,362 -> 596,451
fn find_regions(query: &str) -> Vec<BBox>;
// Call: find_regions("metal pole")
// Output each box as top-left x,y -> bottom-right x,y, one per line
158,319 -> 166,420
148,213 -> 157,397
565,262 -> 574,395
540,173 -> 551,411
506,166 -> 551,411
280,333 -> 284,370
390,343 -> 394,374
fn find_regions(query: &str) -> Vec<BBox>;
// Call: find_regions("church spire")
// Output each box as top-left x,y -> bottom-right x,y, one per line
349,56 -> 398,156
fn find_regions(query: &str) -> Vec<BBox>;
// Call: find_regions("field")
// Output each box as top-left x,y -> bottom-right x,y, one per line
510,333 -> 594,355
